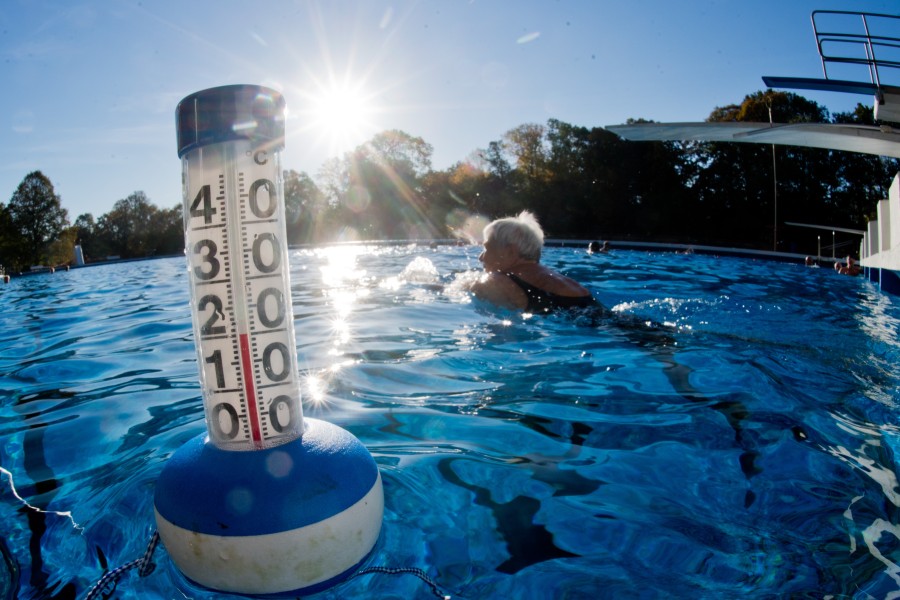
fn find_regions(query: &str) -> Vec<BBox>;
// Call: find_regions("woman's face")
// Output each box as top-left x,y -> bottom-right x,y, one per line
479,237 -> 518,272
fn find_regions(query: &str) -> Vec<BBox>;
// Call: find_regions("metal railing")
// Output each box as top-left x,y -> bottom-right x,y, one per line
812,10 -> 900,87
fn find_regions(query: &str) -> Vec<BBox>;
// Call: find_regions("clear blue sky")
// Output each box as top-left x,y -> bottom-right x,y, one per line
2,0 -> 898,220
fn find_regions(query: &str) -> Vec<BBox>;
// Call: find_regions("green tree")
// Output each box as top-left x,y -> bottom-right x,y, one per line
474,140 -> 520,218
829,104 -> 900,227
365,129 -> 433,178
322,130 -> 437,240
580,127 -> 631,238
678,90 -> 900,253
96,191 -> 158,258
283,169 -> 327,244
419,163 -> 480,240
503,123 -> 549,186
481,140 -> 512,180
317,157 -> 350,209
47,227 -> 79,266
542,119 -> 591,234
546,119 -> 589,179
6,171 -> 69,268
150,205 -> 184,255
72,212 -> 105,262
689,91 -> 836,249
0,203 -> 25,272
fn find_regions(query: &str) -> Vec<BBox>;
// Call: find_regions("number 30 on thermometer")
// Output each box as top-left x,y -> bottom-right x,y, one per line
184,141 -> 302,450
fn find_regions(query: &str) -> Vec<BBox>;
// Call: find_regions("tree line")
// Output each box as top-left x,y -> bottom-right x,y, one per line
2,89 -> 897,273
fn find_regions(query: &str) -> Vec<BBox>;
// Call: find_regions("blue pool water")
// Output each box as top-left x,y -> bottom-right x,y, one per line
2,245 -> 900,599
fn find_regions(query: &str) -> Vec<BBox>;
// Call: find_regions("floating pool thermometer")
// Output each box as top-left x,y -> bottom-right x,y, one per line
154,85 -> 383,596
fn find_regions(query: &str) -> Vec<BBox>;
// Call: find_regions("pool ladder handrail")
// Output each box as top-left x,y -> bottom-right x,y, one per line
812,10 -> 900,89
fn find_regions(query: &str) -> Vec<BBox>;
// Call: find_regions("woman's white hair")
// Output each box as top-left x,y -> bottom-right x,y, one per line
483,210 -> 544,261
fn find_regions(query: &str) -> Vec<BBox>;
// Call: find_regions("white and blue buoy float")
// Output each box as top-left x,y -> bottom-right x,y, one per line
153,84 -> 383,596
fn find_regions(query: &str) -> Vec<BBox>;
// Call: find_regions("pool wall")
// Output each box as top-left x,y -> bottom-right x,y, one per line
860,171 -> 900,296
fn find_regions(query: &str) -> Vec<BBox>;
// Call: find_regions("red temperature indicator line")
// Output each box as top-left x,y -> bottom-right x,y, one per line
239,332 -> 264,449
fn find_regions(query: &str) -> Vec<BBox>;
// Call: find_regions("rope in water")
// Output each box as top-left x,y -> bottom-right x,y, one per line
84,531 -> 160,600
350,566 -> 451,599
82,531 -> 452,599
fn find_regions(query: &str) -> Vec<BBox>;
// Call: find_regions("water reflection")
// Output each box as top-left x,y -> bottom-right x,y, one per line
862,518 -> 900,597
827,412 -> 900,508
316,244 -> 369,288
858,287 -> 900,350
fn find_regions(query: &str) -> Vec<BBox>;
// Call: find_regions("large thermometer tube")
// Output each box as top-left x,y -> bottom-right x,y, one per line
179,86 -> 301,450
154,85 -> 383,596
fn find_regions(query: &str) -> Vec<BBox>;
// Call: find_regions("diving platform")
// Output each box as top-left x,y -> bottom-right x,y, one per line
604,121 -> 900,159
761,77 -> 900,124
763,11 -> 900,123
760,76 -> 881,96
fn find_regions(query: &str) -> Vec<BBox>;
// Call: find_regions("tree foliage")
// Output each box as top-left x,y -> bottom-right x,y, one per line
0,177 -> 185,271
2,171 -> 69,270
97,191 -> 158,258
4,89 -> 898,266
313,130 -> 439,241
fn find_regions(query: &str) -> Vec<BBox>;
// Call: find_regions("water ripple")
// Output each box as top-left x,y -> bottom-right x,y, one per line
1,249 -> 899,598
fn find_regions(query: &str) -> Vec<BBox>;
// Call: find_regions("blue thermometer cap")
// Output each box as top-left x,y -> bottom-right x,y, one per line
176,84 -> 285,158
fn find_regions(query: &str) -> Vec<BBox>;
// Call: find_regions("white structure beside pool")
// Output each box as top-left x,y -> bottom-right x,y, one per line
860,173 -> 900,294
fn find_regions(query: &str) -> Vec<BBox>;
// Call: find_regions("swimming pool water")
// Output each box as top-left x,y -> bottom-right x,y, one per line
2,245 -> 900,599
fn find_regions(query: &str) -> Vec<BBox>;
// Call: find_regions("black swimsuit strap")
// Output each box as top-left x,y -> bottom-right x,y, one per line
504,273 -> 596,314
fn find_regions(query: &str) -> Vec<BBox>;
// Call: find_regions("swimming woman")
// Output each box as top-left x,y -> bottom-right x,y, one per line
468,211 -> 598,314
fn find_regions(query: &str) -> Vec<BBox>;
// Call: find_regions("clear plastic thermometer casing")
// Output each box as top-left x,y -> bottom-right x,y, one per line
178,86 -> 303,450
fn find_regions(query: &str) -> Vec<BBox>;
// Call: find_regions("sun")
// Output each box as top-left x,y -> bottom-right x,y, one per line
299,80 -> 378,158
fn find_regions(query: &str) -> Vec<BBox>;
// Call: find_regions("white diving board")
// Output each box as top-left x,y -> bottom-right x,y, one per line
604,122 -> 900,159
761,76 -> 881,96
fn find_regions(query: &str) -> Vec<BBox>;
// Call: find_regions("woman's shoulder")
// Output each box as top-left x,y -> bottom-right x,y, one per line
516,264 -> 589,297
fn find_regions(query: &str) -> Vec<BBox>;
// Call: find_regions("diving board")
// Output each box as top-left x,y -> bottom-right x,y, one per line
762,76 -> 900,124
761,76 -> 881,96
604,122 -> 900,159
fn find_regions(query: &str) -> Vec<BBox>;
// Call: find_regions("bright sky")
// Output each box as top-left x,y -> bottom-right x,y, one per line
2,0 -> 898,220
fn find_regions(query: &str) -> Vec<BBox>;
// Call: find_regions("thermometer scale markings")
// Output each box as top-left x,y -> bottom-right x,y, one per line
238,169 -> 297,446
185,134 -> 302,449
238,331 -> 263,447
237,170 -> 268,449
191,170 -> 261,446
216,175 -> 252,441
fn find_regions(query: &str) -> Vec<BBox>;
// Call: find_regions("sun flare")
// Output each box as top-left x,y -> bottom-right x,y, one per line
300,80 -> 378,157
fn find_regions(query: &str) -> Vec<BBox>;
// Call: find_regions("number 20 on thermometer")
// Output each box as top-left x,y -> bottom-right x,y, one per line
182,104 -> 303,450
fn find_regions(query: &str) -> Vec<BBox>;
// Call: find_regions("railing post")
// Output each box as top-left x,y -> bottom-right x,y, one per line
860,13 -> 881,87
811,12 -> 829,79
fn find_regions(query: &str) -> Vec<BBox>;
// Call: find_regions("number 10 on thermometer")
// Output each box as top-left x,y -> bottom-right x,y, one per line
183,138 -> 303,450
